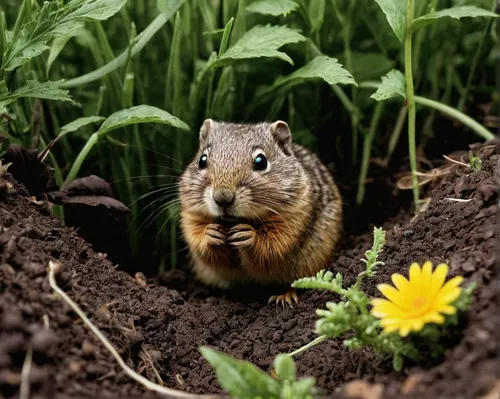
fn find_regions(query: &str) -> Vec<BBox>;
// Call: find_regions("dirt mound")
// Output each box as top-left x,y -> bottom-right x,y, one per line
0,140 -> 498,399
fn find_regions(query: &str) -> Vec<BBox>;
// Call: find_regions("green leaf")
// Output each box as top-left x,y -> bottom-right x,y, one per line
63,0 -> 127,21
97,105 -> 190,138
273,55 -> 356,87
344,52 -> 395,83
412,6 -> 499,31
200,346 -> 281,398
370,69 -> 406,101
290,377 -> 317,397
246,0 -> 299,16
273,354 -> 296,383
392,352 -> 403,371
157,0 -> 186,15
374,0 -> 407,41
46,27 -> 83,75
249,56 -> 356,112
0,80 -> 79,108
2,0 -> 127,71
58,116 -> 105,140
219,24 -> 306,66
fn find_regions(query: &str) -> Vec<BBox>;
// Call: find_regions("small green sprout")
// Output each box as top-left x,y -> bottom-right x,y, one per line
199,347 -> 319,399
468,151 -> 482,172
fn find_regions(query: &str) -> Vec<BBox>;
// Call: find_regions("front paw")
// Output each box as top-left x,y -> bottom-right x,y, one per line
205,224 -> 227,246
227,224 -> 257,248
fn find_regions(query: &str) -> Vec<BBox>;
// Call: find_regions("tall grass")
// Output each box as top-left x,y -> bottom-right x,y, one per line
0,0 -> 497,273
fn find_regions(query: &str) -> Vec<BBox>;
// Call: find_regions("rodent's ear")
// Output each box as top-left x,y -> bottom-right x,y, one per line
270,120 -> 292,155
199,119 -> 214,143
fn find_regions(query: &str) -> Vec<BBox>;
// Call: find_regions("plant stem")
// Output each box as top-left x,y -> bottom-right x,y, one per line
414,96 -> 494,141
384,106 -> 407,165
288,335 -> 328,358
356,101 -> 384,205
405,0 -> 419,213
359,82 -> 495,141
61,13 -> 170,88
64,132 -> 99,185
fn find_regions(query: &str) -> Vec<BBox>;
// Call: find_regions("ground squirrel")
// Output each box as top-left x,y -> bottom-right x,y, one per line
179,119 -> 343,306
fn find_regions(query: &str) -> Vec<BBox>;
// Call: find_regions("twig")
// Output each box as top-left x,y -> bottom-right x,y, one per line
442,154 -> 468,167
20,345 -> 33,399
47,260 -> 222,399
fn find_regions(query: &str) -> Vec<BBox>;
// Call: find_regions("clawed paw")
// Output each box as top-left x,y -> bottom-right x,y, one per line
268,288 -> 299,309
205,224 -> 227,246
226,224 -> 256,248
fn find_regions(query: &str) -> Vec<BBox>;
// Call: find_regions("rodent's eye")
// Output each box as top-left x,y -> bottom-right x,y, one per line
253,153 -> 268,171
199,154 -> 208,169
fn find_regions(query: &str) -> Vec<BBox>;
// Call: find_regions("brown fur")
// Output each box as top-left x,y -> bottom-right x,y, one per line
178,119 -> 342,288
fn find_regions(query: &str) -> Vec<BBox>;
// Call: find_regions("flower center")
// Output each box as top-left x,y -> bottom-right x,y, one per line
412,296 -> 428,310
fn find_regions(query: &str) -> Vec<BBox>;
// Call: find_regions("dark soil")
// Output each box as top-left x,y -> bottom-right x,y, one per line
0,139 -> 499,399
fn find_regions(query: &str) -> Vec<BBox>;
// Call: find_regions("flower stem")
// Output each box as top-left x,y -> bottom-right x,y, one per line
64,132 -> 99,185
405,0 -> 419,213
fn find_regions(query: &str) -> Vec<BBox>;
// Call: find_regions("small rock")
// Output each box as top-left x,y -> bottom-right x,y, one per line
82,339 -> 96,357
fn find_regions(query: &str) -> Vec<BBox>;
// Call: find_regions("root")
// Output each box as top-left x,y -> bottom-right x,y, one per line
19,345 -> 33,399
47,260 -> 223,399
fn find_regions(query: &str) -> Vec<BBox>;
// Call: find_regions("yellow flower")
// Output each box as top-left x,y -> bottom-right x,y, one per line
370,261 -> 464,337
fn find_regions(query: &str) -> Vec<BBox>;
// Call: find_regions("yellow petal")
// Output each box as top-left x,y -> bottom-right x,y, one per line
422,312 -> 445,324
399,326 -> 410,337
377,284 -> 408,309
421,261 -> 433,290
410,320 -> 424,332
437,305 -> 457,315
391,273 -> 410,292
435,287 -> 461,306
380,318 -> 403,327
383,324 -> 400,334
371,298 -> 392,307
409,263 -> 421,283
442,276 -> 464,289
430,263 -> 449,297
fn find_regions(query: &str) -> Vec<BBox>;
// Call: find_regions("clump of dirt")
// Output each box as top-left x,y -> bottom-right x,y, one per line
0,139 -> 498,399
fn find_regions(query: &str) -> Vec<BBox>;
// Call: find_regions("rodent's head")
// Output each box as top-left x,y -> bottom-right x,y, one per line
180,119 -> 308,221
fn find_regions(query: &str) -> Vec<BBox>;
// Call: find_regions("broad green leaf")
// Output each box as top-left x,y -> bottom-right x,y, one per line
63,0 -> 127,21
46,27 -> 83,75
0,80 -> 79,108
3,0 -> 126,71
58,116 -> 105,139
374,0 -> 407,41
344,52 -> 395,83
412,6 -> 498,31
263,56 -> 356,94
200,347 -> 281,398
246,0 -> 298,16
248,56 -> 356,115
157,0 -> 186,16
370,69 -> 406,101
97,105 -> 190,137
273,354 -> 296,383
219,24 -> 306,66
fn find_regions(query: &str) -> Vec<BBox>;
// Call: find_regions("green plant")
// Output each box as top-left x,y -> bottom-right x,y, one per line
468,150 -> 482,171
200,347 -> 319,399
1,0 -> 497,273
367,0 -> 498,211
288,227 -> 476,371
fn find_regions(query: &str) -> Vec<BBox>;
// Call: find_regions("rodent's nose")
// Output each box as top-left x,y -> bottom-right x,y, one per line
212,188 -> 235,208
